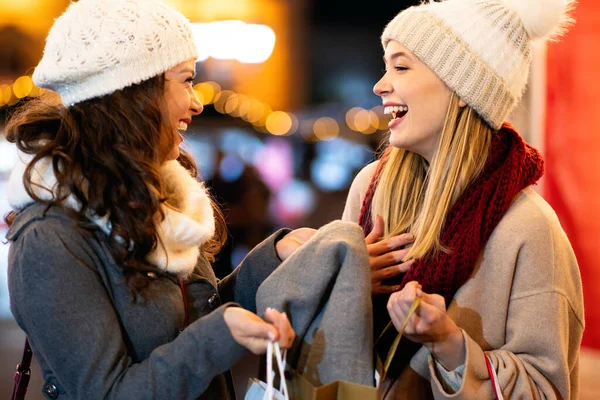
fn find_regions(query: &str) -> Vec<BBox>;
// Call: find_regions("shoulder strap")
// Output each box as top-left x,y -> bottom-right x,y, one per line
11,338 -> 32,400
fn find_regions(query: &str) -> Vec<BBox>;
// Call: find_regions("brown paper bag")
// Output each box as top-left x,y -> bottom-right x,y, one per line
286,297 -> 422,400
286,368 -> 379,400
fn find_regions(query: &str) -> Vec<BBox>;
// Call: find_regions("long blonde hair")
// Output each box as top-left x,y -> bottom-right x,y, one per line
371,93 -> 493,260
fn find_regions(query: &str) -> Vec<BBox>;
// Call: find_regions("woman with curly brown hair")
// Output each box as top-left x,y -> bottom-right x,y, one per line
4,0 -> 301,398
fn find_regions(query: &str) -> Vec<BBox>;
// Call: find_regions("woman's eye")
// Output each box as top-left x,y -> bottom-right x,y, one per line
395,66 -> 408,71
186,77 -> 195,83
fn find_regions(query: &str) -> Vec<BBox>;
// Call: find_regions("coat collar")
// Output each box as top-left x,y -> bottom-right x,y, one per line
8,151 -> 215,278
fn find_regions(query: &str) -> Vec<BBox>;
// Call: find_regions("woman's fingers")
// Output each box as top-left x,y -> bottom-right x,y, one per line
386,283 -> 454,341
368,233 -> 414,258
371,260 -> 414,282
387,281 -> 421,330
242,311 -> 279,340
365,215 -> 385,245
371,260 -> 415,294
264,308 -> 295,349
365,217 -> 415,296
372,283 -> 401,295
275,227 -> 317,261
418,291 -> 446,312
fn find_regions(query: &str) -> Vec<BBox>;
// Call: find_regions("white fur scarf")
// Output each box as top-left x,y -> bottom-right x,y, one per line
8,151 -> 215,278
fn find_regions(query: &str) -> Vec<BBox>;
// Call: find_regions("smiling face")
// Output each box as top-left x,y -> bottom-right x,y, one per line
374,40 -> 464,161
160,59 -> 203,162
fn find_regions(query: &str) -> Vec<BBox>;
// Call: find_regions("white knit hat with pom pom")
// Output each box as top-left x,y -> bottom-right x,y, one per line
33,0 -> 198,107
381,0 -> 575,130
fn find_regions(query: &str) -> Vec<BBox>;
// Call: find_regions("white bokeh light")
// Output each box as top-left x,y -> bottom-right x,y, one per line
191,21 -> 276,64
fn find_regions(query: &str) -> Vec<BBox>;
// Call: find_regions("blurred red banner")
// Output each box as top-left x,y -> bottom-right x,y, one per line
545,0 -> 600,349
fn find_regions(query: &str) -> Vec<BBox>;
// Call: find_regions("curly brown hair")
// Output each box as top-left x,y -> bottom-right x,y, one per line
4,75 -> 227,292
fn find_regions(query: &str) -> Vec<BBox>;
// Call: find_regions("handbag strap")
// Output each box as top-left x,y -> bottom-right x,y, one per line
178,279 -> 190,331
485,355 -> 504,400
12,338 -> 33,400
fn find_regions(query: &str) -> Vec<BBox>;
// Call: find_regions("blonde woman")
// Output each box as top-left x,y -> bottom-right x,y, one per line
342,0 -> 584,398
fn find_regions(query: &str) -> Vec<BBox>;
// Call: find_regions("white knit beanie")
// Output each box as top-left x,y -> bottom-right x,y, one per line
33,0 -> 198,107
381,0 -> 575,130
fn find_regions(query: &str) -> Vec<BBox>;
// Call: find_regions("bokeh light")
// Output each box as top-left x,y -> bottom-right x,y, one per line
265,111 -> 292,136
313,117 -> 340,141
12,76 -> 33,99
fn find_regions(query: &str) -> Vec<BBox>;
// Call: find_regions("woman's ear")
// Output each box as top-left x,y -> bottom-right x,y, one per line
458,98 -> 467,108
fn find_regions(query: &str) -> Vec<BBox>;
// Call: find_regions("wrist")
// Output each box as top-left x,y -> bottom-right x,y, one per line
427,328 -> 466,371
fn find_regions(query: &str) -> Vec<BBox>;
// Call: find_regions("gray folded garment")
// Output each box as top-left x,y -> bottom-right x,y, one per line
256,220 -> 374,387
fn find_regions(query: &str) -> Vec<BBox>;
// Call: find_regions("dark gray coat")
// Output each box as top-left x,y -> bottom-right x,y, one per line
7,203 -> 287,400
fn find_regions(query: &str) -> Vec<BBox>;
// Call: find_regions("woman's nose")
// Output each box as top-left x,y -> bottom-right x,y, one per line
190,90 -> 203,116
373,75 -> 392,97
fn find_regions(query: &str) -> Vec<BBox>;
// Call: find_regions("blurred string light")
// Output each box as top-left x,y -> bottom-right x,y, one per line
265,111 -> 293,136
0,75 -> 44,108
1,76 -> 391,143
12,76 -> 33,99
190,81 -> 389,141
313,117 -> 339,141
191,21 -> 276,63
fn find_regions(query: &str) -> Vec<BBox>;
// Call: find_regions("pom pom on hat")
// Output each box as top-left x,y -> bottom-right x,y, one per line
502,0 -> 576,41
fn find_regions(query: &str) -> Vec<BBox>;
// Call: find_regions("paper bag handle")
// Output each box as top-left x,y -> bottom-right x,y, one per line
265,341 -> 289,400
378,296 -> 422,384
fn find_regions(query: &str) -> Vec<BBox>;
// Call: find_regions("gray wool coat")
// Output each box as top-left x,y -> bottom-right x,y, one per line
7,203 -> 288,400
256,220 -> 375,387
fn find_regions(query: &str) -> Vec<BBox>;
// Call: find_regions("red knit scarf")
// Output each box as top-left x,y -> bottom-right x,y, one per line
359,124 -> 544,307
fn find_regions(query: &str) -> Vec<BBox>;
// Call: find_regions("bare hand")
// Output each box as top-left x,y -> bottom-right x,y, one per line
223,307 -> 295,355
387,281 -> 465,370
366,215 -> 415,295
275,228 -> 317,261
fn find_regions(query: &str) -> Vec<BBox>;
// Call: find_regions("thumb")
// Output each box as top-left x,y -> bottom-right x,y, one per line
366,214 -> 385,244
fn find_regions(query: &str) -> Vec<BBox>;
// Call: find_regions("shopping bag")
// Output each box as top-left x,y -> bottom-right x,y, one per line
286,297 -> 422,399
286,368 -> 379,399
248,298 -> 422,399
245,379 -> 288,400
245,341 -> 289,400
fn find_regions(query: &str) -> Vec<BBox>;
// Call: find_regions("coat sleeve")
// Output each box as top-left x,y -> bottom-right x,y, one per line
218,228 -> 291,313
8,220 -> 246,400
430,292 -> 583,399
429,204 -> 585,400
342,161 -> 379,222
